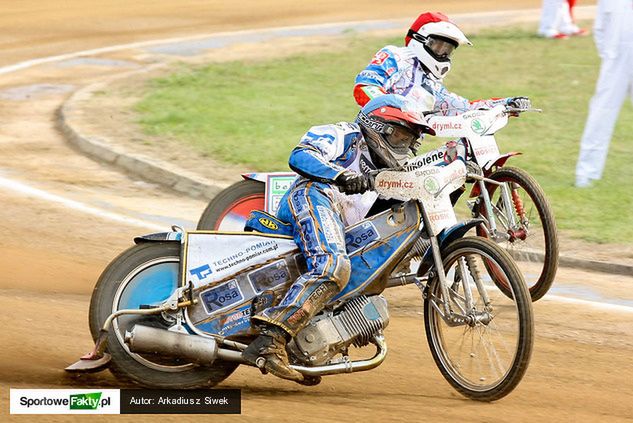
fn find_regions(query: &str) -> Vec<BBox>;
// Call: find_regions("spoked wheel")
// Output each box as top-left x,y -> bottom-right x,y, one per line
89,242 -> 238,388
422,237 -> 533,401
475,166 -> 558,301
197,179 -> 265,230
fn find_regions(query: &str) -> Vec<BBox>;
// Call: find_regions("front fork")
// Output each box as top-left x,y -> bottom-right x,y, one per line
427,237 -> 491,326
421,206 -> 491,327
471,176 -> 523,243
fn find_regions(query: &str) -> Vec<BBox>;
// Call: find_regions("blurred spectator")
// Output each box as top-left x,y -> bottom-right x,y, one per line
539,0 -> 588,39
575,0 -> 633,188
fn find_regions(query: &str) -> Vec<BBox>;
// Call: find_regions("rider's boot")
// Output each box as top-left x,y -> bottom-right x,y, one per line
242,324 -> 304,382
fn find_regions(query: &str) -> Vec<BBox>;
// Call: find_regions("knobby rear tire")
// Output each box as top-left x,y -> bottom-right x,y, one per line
197,179 -> 265,230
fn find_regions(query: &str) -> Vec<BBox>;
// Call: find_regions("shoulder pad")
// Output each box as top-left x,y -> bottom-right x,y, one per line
396,46 -> 418,61
334,122 -> 361,134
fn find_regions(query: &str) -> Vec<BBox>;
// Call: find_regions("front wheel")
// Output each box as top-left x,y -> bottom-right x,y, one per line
474,166 -> 558,301
423,237 -> 533,401
89,242 -> 238,388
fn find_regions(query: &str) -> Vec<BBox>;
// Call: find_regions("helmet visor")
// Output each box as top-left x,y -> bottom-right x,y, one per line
425,36 -> 457,60
384,124 -> 421,152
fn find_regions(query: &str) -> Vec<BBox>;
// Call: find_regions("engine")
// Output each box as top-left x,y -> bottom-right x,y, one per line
288,295 -> 389,365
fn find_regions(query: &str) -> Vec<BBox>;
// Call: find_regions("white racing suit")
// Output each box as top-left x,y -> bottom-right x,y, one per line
353,45 -> 511,167
353,45 -> 508,116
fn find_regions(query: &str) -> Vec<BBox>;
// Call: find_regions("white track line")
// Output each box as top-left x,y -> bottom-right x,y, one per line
543,294 -> 633,313
0,176 -> 165,231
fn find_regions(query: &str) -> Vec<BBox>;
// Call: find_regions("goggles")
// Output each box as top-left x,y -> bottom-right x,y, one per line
408,31 -> 457,60
383,123 -> 421,151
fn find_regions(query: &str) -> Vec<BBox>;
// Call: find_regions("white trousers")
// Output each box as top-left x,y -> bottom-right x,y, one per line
576,44 -> 633,183
539,0 -> 578,36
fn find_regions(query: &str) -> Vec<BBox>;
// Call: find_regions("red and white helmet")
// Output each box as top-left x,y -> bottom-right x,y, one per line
405,12 -> 472,80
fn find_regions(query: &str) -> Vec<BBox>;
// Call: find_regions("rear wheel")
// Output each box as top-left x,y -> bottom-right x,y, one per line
475,166 -> 558,301
197,179 -> 265,230
423,237 -> 533,401
89,242 -> 238,388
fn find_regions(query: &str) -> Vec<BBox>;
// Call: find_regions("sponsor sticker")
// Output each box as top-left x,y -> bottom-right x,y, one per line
345,222 -> 380,255
376,178 -> 415,190
431,121 -> 463,132
423,176 -> 440,194
247,260 -> 292,293
189,264 -> 213,281
471,118 -> 486,135
258,217 -> 278,230
211,239 -> 280,272
200,280 -> 244,315
265,174 -> 296,214
317,205 -> 345,250
219,306 -> 252,336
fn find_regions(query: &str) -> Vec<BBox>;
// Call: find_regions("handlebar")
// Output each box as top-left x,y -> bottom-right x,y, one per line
504,107 -> 542,114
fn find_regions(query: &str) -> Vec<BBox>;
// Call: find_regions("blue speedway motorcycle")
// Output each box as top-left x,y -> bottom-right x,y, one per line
66,160 -> 533,401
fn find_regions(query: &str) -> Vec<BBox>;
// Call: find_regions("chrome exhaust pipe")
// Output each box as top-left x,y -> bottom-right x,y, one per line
125,325 -> 388,376
124,325 -> 242,364
290,334 -> 388,376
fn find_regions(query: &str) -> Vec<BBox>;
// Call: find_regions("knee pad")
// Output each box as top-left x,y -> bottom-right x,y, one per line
329,255 -> 351,290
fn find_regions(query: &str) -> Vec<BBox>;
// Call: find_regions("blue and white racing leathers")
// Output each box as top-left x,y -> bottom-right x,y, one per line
251,122 -> 381,335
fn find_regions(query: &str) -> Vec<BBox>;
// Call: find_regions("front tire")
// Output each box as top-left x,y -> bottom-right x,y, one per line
89,242 -> 238,388
423,237 -> 533,401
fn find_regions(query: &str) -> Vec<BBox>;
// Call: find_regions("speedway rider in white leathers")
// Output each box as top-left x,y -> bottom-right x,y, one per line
575,0 -> 633,187
242,94 -> 432,383
354,12 -> 531,169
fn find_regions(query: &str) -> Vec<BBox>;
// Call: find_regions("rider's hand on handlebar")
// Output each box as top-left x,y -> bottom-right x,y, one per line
506,96 -> 531,116
335,171 -> 371,195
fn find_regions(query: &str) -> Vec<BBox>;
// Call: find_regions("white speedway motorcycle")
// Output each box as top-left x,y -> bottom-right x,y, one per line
197,106 -> 558,301
67,160 -> 533,401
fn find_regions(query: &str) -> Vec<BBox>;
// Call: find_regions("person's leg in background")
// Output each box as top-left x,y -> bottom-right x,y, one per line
575,50 -> 631,187
539,0 -> 568,39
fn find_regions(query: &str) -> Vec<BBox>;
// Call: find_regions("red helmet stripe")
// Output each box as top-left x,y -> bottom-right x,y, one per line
405,12 -> 450,45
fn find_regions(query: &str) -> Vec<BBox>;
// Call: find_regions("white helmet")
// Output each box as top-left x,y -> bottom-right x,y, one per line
405,12 -> 472,80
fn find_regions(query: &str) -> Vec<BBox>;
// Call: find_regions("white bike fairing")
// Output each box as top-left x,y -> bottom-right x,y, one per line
183,232 -> 297,291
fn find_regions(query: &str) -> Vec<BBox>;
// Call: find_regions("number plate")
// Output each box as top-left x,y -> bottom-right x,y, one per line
199,280 -> 243,314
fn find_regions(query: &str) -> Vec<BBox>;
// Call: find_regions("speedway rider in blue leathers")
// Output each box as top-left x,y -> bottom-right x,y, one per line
242,94 -> 433,382
354,12 -> 532,167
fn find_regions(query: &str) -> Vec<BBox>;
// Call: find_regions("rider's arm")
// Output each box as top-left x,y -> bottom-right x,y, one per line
425,78 -> 507,116
353,46 -> 403,106
288,124 -> 358,182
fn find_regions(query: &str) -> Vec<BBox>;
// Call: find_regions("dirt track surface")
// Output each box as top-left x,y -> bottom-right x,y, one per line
3,1 -> 632,422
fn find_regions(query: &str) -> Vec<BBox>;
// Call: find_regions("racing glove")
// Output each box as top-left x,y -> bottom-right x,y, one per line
335,171 -> 370,195
506,96 -> 531,111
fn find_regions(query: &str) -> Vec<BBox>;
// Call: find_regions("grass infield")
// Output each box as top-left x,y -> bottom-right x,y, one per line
136,26 -> 632,243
